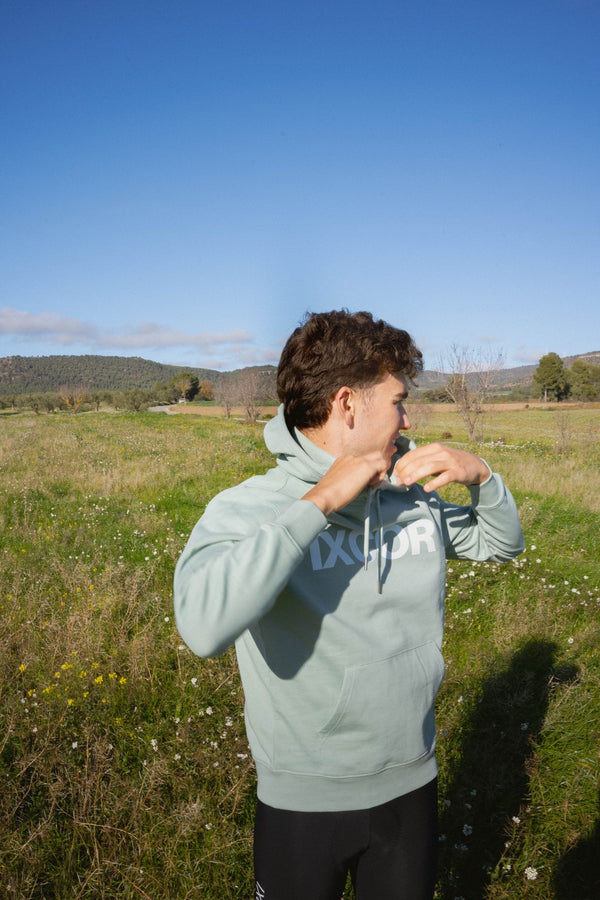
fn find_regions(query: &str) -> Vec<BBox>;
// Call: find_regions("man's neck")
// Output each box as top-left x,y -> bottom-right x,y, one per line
299,421 -> 345,458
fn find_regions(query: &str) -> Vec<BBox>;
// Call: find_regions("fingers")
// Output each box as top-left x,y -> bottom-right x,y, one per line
305,444 -> 489,517
393,443 -> 489,489
303,452 -> 389,515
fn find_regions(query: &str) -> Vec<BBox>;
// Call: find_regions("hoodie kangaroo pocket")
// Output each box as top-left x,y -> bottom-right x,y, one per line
315,641 -> 445,777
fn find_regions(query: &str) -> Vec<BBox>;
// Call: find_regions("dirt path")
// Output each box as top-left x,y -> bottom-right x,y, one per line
149,404 -> 275,418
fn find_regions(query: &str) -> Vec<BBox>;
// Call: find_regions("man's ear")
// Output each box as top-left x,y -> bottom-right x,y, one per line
333,385 -> 356,427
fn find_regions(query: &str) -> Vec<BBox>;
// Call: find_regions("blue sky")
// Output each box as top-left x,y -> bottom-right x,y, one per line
2,0 -> 599,372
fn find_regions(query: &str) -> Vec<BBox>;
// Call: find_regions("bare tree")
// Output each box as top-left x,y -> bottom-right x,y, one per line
214,377 -> 238,418
405,400 -> 432,438
214,368 -> 276,421
555,411 -> 573,455
439,344 -> 505,442
235,368 -> 270,423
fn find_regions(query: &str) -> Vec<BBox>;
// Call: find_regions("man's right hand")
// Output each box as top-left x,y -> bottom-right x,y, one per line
302,452 -> 390,516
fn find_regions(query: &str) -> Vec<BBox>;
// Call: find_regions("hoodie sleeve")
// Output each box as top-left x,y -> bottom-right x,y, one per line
174,489 -> 327,658
437,472 -> 525,562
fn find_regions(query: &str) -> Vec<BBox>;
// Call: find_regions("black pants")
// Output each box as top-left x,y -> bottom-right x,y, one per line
253,778 -> 438,900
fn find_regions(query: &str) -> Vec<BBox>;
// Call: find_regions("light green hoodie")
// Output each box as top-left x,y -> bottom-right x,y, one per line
174,407 -> 524,812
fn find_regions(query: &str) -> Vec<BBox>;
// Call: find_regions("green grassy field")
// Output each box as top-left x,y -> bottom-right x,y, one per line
1,404 -> 599,898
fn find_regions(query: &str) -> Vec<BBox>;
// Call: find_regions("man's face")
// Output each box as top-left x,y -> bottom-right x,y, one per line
349,372 -> 411,467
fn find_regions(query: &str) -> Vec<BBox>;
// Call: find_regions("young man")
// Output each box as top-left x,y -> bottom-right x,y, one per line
174,310 -> 525,900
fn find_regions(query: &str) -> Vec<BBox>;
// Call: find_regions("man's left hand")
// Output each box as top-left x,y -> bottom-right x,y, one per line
392,443 -> 490,494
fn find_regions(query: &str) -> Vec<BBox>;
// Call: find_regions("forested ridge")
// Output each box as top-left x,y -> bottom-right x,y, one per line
0,354 -> 222,395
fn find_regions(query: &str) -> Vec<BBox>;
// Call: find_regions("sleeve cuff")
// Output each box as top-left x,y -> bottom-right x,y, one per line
276,499 -> 328,550
467,469 -> 505,508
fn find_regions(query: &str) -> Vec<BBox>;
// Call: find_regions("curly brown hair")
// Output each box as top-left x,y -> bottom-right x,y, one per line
277,310 -> 423,430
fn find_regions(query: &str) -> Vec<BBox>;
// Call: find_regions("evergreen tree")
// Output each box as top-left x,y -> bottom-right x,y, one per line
569,360 -> 600,401
533,353 -> 570,402
166,373 -> 199,402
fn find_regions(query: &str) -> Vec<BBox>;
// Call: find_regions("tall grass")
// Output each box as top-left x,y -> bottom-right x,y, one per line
1,406 -> 598,898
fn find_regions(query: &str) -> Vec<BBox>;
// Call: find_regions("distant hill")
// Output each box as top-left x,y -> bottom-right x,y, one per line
564,351 -> 600,367
0,351 -> 597,397
0,355 -> 223,396
494,351 -> 600,388
410,363 -> 540,394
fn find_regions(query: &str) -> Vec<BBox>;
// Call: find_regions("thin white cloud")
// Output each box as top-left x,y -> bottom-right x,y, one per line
0,307 -> 254,354
99,322 -> 254,350
0,307 -> 100,343
512,343 -> 547,364
233,345 -> 283,366
475,333 -> 502,345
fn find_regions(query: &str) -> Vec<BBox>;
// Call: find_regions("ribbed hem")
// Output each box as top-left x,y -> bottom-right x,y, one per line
255,753 -> 439,813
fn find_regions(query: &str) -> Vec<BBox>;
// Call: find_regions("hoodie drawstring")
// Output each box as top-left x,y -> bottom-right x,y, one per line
363,488 -> 384,594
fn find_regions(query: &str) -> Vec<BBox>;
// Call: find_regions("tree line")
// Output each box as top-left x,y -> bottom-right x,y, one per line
0,368 -> 278,419
531,353 -> 600,402
420,355 -> 600,405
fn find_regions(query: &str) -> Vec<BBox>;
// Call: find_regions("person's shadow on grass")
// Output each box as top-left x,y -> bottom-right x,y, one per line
436,638 -> 579,899
552,789 -> 600,900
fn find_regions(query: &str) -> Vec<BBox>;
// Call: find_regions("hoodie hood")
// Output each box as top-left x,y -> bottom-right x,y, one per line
264,404 -> 416,490
264,405 -> 335,487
